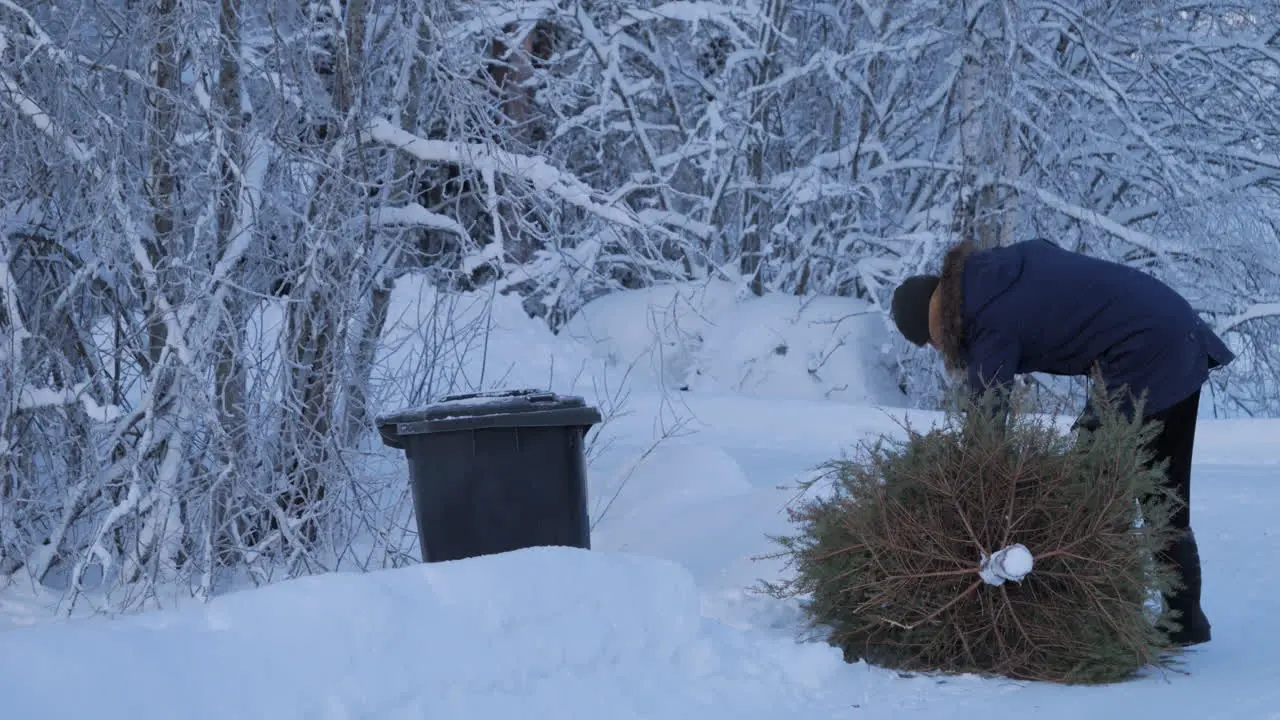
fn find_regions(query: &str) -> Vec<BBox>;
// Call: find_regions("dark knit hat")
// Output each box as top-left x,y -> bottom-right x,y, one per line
892,274 -> 940,347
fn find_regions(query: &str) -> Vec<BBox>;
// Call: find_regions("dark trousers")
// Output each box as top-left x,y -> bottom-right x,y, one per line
1145,390 -> 1199,530
1142,390 -> 1211,643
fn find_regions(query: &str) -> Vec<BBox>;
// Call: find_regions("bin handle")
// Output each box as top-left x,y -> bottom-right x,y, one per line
396,407 -> 602,436
437,389 -> 558,404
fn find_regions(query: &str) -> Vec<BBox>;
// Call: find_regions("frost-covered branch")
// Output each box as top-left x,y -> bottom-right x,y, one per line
0,70 -> 95,165
352,203 -> 470,236
1216,302 -> 1280,336
364,119 -> 641,229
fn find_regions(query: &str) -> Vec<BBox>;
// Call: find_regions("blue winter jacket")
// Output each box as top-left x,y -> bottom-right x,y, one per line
956,239 -> 1234,418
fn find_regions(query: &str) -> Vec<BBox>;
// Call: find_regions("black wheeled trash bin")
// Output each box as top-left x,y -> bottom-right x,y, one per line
375,388 -> 602,563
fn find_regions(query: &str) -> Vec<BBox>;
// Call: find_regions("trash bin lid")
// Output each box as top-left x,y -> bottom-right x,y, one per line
375,388 -> 603,447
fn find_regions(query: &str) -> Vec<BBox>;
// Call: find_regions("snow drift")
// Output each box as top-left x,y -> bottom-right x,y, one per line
0,547 -> 863,720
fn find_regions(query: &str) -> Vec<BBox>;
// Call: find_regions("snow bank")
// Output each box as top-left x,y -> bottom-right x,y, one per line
1193,417 -> 1280,465
0,547 -> 864,720
371,275 -> 604,411
561,281 -> 906,406
589,443 -> 797,586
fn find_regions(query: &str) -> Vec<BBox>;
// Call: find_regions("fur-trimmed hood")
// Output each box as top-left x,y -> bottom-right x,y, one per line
934,240 -> 974,372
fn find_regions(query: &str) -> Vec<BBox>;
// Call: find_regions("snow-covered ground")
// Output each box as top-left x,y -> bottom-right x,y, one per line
2,277 -> 1278,719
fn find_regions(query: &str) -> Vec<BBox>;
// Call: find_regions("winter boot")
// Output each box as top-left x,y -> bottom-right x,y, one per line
1162,530 -> 1212,646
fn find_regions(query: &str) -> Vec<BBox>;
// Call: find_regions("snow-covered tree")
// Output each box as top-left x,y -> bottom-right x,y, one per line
0,0 -> 1276,612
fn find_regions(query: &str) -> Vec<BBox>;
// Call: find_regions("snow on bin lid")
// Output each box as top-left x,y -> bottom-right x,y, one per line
375,388 -> 602,446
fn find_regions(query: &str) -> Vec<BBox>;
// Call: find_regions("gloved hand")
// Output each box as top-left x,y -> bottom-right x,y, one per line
1071,403 -> 1101,434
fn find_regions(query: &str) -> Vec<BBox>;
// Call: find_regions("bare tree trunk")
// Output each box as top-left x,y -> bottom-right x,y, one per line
211,0 -> 248,570
95,0 -> 190,590
146,0 -> 180,363
480,22 -> 555,267
277,0 -> 368,545
954,0 -> 1020,250
342,1 -> 423,446
740,0 -> 787,296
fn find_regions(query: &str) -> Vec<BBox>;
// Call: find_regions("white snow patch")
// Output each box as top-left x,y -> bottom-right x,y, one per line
373,274 -> 603,412
561,280 -> 906,406
0,547 -> 870,720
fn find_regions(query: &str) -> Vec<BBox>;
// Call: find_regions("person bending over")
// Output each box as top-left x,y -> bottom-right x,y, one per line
890,238 -> 1234,647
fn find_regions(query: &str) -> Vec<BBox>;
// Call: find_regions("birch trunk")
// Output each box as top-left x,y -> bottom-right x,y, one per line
277,0 -> 368,545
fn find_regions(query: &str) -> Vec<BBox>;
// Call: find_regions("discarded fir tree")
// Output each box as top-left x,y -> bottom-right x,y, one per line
764,385 -> 1186,684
